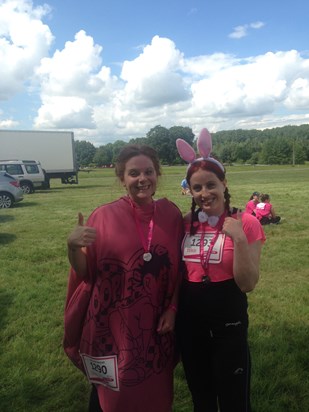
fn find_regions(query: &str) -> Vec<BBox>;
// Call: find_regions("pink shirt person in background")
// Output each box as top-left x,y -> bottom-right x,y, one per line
255,194 -> 281,225
245,191 -> 260,216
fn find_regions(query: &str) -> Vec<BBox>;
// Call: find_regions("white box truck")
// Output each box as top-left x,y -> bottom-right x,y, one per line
0,130 -> 78,188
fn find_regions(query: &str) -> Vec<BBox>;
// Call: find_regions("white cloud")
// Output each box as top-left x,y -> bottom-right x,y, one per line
120,35 -> 189,107
0,118 -> 19,128
228,21 -> 265,39
183,53 -> 238,77
250,21 -> 265,30
191,52 -> 289,116
0,0 -> 53,99
189,50 -> 309,132
35,96 -> 95,129
284,74 -> 309,109
34,30 -> 120,130
0,2 -> 309,145
229,25 -> 249,39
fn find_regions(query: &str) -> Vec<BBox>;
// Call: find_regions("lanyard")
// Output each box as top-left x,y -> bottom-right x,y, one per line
129,198 -> 156,261
199,213 -> 225,282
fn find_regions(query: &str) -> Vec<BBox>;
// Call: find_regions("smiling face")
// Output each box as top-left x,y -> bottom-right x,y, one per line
122,155 -> 157,205
189,168 -> 226,216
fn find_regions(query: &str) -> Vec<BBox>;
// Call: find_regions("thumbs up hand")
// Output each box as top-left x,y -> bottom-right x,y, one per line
77,211 -> 84,226
222,209 -> 246,241
67,212 -> 97,249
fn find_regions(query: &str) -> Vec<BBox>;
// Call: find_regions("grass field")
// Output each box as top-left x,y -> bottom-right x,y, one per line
0,164 -> 309,412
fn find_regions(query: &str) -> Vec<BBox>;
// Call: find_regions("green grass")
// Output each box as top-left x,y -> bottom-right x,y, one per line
0,165 -> 309,411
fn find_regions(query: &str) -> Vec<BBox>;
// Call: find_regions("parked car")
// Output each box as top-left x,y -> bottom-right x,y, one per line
0,160 -> 46,193
0,171 -> 24,208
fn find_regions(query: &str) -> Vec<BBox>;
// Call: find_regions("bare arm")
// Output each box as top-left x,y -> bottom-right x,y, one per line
67,213 -> 96,279
222,213 -> 262,293
232,236 -> 262,292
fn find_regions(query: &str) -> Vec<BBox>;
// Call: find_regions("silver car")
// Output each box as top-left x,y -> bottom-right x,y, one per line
0,160 -> 46,194
0,171 -> 24,208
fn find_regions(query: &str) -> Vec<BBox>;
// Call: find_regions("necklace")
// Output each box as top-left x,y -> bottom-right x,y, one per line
129,197 -> 156,261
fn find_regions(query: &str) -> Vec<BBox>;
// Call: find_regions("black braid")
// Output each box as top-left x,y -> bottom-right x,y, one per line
190,197 -> 198,236
224,187 -> 232,216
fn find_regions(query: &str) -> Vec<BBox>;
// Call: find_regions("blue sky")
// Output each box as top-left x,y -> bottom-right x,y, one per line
1,0 -> 309,145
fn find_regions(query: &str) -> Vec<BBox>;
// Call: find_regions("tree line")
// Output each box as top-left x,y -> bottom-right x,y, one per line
75,124 -> 309,167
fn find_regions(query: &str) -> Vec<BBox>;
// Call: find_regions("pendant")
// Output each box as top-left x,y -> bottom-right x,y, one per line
202,275 -> 211,284
143,252 -> 152,262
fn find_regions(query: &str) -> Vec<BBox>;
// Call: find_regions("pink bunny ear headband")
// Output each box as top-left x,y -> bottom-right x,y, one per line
176,128 -> 224,173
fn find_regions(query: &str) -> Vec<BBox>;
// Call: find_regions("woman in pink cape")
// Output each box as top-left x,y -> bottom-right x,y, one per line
64,145 -> 183,412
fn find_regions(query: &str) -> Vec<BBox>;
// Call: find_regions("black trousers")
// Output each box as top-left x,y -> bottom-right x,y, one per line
88,385 -> 103,412
260,216 -> 281,225
176,279 -> 251,412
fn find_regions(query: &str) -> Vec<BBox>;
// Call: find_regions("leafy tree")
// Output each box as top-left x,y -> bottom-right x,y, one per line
293,140 -> 306,164
128,137 -> 148,145
247,151 -> 259,165
111,140 -> 127,164
75,140 -> 96,167
261,137 -> 293,164
146,125 -> 194,165
92,141 -> 127,166
169,126 -> 195,164
260,139 -> 278,164
146,125 -> 170,163
217,143 -> 233,164
93,143 -> 114,166
78,123 -> 309,167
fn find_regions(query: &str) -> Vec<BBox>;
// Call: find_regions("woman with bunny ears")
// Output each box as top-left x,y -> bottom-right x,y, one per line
176,129 -> 266,412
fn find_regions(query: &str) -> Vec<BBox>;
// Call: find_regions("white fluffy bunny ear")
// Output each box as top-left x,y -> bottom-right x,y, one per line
176,138 -> 196,163
197,128 -> 212,158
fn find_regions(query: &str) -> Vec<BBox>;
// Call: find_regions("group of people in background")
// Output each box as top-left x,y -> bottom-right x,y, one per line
245,191 -> 281,225
64,128 -> 268,412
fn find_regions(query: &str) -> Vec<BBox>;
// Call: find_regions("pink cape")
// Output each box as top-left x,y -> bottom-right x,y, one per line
64,197 -> 184,412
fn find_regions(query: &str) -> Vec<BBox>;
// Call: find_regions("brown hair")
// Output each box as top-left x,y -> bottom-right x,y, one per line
260,193 -> 270,202
186,159 -> 231,235
115,145 -> 162,181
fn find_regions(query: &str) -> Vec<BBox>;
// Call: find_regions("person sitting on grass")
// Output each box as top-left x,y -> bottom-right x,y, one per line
245,191 -> 260,216
255,194 -> 281,225
181,177 -> 190,195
